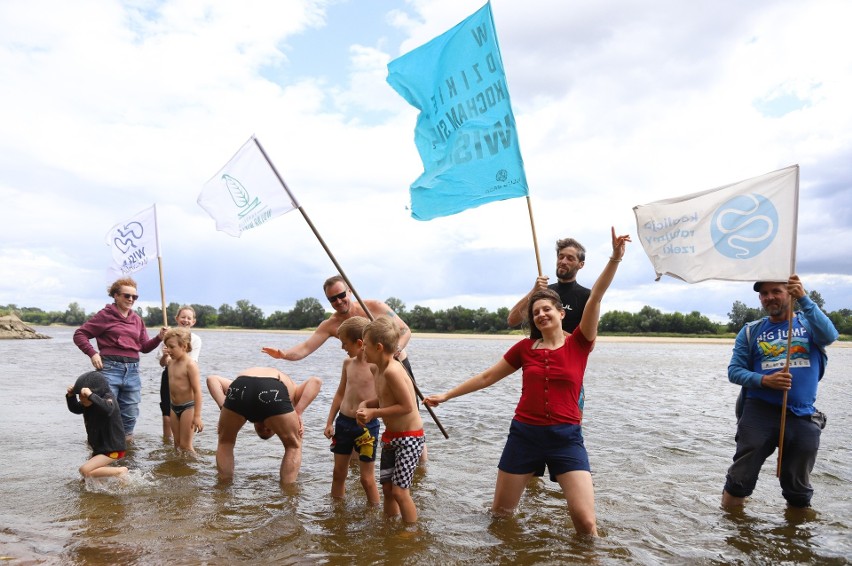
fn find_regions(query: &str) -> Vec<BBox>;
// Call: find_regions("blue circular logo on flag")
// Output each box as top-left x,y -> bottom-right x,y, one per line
711,194 -> 778,259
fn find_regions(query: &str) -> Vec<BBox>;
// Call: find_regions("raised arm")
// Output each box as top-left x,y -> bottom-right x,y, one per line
578,227 -> 630,342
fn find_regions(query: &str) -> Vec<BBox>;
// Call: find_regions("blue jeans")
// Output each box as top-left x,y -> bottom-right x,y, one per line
100,358 -> 142,436
724,397 -> 822,507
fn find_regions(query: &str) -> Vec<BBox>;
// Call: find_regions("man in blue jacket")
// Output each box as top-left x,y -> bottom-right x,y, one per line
722,275 -> 839,509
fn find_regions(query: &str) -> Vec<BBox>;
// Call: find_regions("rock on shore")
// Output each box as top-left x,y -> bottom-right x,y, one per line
0,314 -> 51,339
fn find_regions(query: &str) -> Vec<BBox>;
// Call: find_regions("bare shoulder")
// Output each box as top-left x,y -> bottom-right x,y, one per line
366,299 -> 395,317
385,361 -> 409,383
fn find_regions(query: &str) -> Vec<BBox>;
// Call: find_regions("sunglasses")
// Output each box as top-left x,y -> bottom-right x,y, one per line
120,293 -> 139,301
326,291 -> 347,303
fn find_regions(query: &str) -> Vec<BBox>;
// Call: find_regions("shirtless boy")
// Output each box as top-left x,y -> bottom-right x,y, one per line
162,327 -> 203,452
324,317 -> 380,506
356,316 -> 425,524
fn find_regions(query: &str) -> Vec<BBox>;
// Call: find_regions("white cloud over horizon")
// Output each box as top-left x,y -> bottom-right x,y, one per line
2,0 -> 850,326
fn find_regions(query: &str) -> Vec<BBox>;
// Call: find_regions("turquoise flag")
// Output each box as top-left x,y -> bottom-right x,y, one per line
387,2 -> 528,221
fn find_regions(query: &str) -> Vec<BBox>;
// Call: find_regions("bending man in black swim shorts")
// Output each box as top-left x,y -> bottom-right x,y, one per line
213,367 -> 321,485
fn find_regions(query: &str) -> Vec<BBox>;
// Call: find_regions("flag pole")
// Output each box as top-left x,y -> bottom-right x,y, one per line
158,257 -> 168,327
152,204 -> 168,328
776,166 -> 799,476
775,295 -> 794,477
525,196 -> 543,277
252,138 -> 449,439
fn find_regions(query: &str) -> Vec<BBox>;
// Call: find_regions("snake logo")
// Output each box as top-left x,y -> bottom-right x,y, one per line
113,222 -> 145,254
710,194 -> 778,259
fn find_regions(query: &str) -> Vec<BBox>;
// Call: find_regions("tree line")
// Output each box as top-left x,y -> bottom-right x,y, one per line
3,290 -> 850,336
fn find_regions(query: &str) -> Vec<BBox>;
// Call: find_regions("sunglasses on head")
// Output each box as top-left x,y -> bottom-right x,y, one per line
120,293 -> 139,301
326,291 -> 347,303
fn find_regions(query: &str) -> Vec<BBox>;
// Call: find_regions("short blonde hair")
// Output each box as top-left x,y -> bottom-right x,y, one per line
163,327 -> 192,352
363,316 -> 399,353
339,316 -> 369,342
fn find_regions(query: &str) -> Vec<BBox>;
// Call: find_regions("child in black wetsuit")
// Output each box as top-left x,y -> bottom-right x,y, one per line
65,371 -> 128,479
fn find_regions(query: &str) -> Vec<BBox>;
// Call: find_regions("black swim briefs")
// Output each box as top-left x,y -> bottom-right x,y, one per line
222,376 -> 294,423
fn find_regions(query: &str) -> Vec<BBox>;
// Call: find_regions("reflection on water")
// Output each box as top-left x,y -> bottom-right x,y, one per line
0,327 -> 849,564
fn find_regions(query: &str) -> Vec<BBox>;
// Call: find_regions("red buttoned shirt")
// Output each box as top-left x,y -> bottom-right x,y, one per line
503,329 -> 593,425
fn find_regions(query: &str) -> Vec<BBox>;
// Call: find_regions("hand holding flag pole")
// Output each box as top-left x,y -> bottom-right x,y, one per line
776,295 -> 795,477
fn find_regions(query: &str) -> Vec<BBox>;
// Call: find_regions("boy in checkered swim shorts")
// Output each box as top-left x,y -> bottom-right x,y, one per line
357,316 -> 425,524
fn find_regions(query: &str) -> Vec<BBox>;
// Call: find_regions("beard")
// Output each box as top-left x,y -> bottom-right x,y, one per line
556,266 -> 579,281
763,301 -> 787,318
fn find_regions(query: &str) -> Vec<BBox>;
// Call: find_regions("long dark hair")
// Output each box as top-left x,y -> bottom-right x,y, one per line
526,288 -> 562,340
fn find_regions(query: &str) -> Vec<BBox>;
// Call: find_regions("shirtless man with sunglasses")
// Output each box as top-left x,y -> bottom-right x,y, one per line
262,275 -> 412,369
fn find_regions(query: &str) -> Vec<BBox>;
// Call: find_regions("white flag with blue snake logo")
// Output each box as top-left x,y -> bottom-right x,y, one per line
105,204 -> 160,277
633,165 -> 798,283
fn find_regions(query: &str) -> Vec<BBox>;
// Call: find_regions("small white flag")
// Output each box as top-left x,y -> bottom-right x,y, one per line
105,205 -> 160,276
198,136 -> 298,237
633,165 -> 799,283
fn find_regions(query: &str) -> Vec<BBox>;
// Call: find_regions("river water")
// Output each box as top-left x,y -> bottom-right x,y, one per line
0,326 -> 849,565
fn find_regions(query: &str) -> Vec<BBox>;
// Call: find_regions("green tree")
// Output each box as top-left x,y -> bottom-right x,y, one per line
727,300 -> 762,332
635,306 -> 665,332
266,310 -> 290,329
828,308 -> 852,335
64,302 -> 87,325
191,304 -> 217,328
600,310 -> 635,333
288,297 -> 326,329
406,305 -> 435,331
235,299 -> 264,328
144,306 -> 164,327
218,303 -> 237,326
684,310 -> 722,334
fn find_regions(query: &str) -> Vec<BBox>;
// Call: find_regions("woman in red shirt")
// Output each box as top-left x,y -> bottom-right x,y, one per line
425,227 -> 630,536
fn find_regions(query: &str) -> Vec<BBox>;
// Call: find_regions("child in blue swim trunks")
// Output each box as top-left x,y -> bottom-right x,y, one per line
324,317 -> 381,506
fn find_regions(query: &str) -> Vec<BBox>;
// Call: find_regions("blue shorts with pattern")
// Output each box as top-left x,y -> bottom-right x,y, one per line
330,414 -> 380,462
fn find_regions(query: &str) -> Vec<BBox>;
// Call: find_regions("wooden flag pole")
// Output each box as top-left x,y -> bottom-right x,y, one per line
152,204 -> 168,328
526,196 -> 544,277
158,257 -> 168,327
253,138 -> 449,439
775,296 -> 795,477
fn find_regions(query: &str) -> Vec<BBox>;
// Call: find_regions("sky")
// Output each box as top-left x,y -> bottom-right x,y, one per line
2,0 -> 851,324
